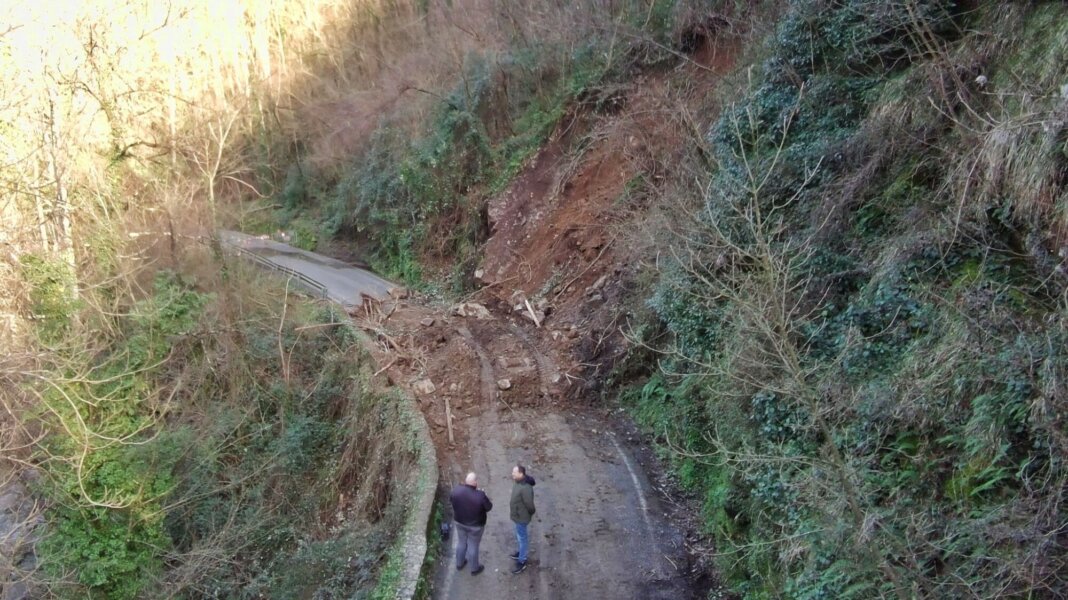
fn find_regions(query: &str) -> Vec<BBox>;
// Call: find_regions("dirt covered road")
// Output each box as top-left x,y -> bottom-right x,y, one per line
356,308 -> 696,600
433,407 -> 691,600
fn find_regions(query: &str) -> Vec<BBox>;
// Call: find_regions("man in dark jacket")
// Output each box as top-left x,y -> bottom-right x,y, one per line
509,464 -> 536,574
449,471 -> 492,575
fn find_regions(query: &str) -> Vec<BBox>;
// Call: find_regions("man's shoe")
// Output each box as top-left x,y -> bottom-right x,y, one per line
456,561 -> 466,571
509,552 -> 519,560
470,565 -> 485,576
511,561 -> 527,574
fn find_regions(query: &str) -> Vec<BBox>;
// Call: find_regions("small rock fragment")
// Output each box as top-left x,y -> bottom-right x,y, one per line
412,379 -> 436,395
497,378 -> 512,391
420,317 -> 435,327
451,302 -> 493,319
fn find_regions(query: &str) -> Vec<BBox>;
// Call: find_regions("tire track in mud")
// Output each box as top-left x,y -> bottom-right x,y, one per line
440,324 -> 495,598
506,322 -> 559,399
455,324 -> 499,409
491,323 -> 559,600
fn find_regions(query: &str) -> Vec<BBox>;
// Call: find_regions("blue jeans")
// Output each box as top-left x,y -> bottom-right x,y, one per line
514,521 -> 529,563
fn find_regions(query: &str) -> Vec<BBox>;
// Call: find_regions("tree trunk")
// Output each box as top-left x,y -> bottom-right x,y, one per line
32,162 -> 50,253
44,81 -> 77,299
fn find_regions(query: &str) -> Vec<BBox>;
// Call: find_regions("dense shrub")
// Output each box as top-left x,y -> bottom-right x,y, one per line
27,271 -> 416,598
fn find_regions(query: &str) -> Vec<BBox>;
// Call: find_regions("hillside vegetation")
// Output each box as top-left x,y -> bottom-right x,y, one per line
260,2 -> 1068,593
2,1 -> 1067,599
631,2 -> 1068,598
20,268 -> 419,598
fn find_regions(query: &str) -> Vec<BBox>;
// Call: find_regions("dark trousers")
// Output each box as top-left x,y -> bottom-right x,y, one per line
454,522 -> 485,570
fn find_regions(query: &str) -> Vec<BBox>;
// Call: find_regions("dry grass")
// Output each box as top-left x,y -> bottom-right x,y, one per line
0,2 -> 452,594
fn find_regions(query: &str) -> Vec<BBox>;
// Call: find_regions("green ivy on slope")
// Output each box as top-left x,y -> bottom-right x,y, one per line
36,272 -> 209,598
634,2 -> 1068,599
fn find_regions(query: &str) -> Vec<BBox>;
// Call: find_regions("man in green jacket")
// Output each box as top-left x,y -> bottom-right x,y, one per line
509,464 -> 536,574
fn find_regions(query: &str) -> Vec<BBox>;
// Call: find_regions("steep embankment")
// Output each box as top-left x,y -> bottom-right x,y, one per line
473,31 -> 740,399
5,262 -> 424,599
625,3 -> 1068,599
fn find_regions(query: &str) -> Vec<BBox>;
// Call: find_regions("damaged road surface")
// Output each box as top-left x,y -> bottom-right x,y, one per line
230,235 -> 697,599
434,406 -> 691,600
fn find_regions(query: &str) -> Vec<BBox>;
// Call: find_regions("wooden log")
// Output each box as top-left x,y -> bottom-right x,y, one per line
444,397 -> 455,445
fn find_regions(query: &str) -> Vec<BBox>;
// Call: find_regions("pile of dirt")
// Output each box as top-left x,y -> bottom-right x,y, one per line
358,299 -> 564,452
473,35 -> 740,395
351,296 -> 701,599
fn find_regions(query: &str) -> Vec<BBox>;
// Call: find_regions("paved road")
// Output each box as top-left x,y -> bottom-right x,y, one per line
435,407 -> 691,600
219,230 -> 397,307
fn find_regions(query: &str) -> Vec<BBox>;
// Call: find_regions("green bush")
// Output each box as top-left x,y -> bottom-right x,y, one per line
28,271 -> 415,598
36,272 -> 207,598
18,254 -> 82,343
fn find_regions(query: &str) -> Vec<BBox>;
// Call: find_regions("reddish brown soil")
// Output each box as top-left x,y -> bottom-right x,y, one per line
358,302 -> 560,454
473,34 -> 740,393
